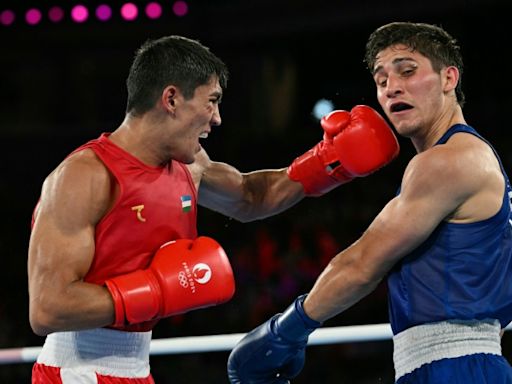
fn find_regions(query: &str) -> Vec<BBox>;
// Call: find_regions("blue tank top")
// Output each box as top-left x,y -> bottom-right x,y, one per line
388,124 -> 512,335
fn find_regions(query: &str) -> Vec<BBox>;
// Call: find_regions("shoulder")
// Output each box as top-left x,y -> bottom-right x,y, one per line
46,148 -> 111,190
402,146 -> 458,191
418,133 -> 495,179
38,148 -> 114,226
401,133 -> 500,209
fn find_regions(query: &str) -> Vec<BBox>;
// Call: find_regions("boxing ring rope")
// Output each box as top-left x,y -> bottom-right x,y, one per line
1,322 -> 511,365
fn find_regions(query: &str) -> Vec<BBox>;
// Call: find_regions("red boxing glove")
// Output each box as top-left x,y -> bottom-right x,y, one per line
287,105 -> 399,196
105,237 -> 235,327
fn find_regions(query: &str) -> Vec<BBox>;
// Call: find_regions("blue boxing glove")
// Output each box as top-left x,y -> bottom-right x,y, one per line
227,294 -> 322,383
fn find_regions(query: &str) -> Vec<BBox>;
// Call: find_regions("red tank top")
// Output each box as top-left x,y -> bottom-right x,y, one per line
80,133 -> 198,285
32,133 -> 198,331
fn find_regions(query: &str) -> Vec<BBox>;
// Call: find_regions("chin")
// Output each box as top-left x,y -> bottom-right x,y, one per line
393,120 -> 416,138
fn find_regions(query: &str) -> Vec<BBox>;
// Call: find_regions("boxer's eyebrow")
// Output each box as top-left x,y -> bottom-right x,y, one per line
373,57 -> 416,76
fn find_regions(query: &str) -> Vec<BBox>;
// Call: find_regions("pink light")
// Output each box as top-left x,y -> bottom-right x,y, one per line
0,9 -> 15,26
26,8 -> 42,25
145,2 -> 162,19
96,4 -> 112,21
172,1 -> 188,17
48,6 -> 64,23
71,5 -> 89,23
121,3 -> 138,21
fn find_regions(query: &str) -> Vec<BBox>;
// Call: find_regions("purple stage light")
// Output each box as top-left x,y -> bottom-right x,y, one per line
96,4 -> 112,21
71,5 -> 89,23
146,2 -> 162,19
48,6 -> 64,23
172,1 -> 188,17
121,3 -> 138,21
0,9 -> 15,26
26,8 -> 42,25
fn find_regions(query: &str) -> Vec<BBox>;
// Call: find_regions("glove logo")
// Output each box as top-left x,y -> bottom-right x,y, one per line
192,263 -> 212,284
178,271 -> 189,288
179,261 -> 212,293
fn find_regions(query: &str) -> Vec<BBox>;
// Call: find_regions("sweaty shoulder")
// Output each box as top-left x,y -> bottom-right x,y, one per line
38,148 -> 115,228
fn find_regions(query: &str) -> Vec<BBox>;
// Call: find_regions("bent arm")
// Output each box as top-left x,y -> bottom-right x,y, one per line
193,149 -> 305,222
28,151 -> 116,336
303,150 -> 478,322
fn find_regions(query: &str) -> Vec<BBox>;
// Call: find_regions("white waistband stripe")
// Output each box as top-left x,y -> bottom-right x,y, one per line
393,320 -> 502,381
37,328 -> 152,378
60,368 -> 97,384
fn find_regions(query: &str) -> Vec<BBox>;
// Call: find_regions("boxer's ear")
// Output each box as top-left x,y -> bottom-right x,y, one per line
162,85 -> 178,115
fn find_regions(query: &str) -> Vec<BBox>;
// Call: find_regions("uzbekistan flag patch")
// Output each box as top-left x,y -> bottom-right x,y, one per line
181,195 -> 192,212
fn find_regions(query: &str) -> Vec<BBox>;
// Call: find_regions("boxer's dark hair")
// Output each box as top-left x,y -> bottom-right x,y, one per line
364,22 -> 465,107
126,35 -> 229,116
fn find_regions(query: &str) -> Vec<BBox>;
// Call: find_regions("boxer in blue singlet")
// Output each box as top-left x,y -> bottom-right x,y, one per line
389,124 -> 512,383
227,22 -> 512,384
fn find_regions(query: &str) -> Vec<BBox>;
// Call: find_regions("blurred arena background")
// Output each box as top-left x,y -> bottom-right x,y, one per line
0,0 -> 510,382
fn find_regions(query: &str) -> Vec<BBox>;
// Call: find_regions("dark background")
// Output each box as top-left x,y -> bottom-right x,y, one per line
1,0 -> 511,382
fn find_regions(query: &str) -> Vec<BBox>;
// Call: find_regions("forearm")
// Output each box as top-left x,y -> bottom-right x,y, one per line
302,247 -> 384,323
238,169 -> 305,221
30,281 -> 114,336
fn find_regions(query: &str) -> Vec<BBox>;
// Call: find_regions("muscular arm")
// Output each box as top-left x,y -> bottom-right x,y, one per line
303,140 -> 504,322
28,150 -> 116,336
191,106 -> 399,221
191,149 -> 305,222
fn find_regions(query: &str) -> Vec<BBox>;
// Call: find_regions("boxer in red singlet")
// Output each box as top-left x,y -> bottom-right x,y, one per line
28,35 -> 399,383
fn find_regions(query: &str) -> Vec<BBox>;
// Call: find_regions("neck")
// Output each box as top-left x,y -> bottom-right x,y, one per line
411,104 -> 466,153
109,114 -> 168,167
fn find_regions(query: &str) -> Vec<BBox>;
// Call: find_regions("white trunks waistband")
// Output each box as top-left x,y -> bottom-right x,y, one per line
393,319 -> 502,381
37,328 -> 152,378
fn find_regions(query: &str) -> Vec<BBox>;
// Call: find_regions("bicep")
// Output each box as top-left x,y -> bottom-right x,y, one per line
361,194 -> 441,270
190,149 -> 245,212
198,161 -> 245,206
360,158 -> 467,271
29,199 -> 96,294
198,161 -> 303,221
28,156 -> 114,334
29,161 -> 106,287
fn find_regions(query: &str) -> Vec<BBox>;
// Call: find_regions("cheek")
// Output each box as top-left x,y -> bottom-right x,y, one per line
188,110 -> 209,128
410,73 -> 440,98
376,90 -> 391,116
376,89 -> 386,104
205,105 -> 215,119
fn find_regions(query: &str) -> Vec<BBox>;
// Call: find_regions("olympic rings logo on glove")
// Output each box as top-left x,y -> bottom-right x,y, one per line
178,271 -> 189,288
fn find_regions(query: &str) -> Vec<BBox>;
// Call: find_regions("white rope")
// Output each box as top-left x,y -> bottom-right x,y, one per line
150,323 -> 394,356
0,322 -> 510,365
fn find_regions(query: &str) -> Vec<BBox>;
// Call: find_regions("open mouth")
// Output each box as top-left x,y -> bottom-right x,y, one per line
390,102 -> 413,113
199,132 -> 209,139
